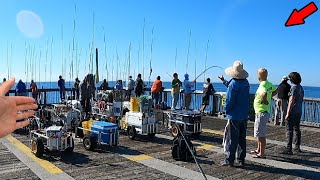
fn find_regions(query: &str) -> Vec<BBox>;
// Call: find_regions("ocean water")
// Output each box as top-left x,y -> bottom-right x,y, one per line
21,81 -> 319,99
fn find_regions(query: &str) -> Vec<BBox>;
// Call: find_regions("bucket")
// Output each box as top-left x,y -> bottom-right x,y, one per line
121,116 -> 127,129
130,97 -> 139,112
82,119 -> 96,136
113,102 -> 122,116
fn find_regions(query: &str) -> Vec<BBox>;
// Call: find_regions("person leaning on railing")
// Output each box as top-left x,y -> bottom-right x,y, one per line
200,78 -> 215,113
0,78 -> 38,138
274,76 -> 291,126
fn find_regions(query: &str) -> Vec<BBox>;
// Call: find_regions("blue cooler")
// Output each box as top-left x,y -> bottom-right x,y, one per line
90,121 -> 118,144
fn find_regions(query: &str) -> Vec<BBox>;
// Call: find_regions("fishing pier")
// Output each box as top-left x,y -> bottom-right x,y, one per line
1,88 -> 320,180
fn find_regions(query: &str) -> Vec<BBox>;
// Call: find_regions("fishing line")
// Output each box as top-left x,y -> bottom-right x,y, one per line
195,65 -> 224,81
173,116 -> 208,180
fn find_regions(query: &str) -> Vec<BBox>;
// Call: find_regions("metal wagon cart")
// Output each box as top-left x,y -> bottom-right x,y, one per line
123,111 -> 158,140
167,110 -> 202,137
30,125 -> 74,158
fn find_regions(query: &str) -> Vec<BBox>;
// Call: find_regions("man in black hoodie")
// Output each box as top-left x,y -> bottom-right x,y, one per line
275,76 -> 291,126
134,74 -> 144,97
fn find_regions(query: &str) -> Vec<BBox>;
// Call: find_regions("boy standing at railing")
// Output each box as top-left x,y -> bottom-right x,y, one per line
282,72 -> 305,155
252,68 -> 278,159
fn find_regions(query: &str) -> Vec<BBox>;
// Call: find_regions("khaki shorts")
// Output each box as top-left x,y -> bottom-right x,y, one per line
254,112 -> 270,138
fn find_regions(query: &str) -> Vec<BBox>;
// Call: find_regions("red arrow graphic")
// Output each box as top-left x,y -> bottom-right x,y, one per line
285,2 -> 318,27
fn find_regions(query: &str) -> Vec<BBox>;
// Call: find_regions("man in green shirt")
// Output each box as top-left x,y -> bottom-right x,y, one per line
171,73 -> 182,110
252,68 -> 277,159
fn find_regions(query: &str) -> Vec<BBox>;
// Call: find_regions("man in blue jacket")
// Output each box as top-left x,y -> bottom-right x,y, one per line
183,74 -> 195,110
219,61 -> 250,167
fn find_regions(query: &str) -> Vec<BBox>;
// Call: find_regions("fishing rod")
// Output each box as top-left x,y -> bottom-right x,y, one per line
137,43 -> 140,77
173,119 -> 207,180
61,24 -> 64,78
128,42 -> 132,80
195,65 -> 224,81
194,41 -> 197,110
103,27 -> 108,81
148,27 -> 154,88
186,31 -> 191,73
142,18 -> 146,81
204,39 -> 209,82
50,37 -> 53,88
45,38 -> 49,84
6,41 -> 9,80
174,48 -> 177,73
166,72 -> 173,79
24,42 -> 28,84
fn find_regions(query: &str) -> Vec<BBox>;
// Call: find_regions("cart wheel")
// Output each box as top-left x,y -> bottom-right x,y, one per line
83,136 -> 96,151
65,137 -> 74,153
31,138 -> 44,158
148,133 -> 156,139
171,126 -> 179,137
127,126 -> 136,140
192,132 -> 201,138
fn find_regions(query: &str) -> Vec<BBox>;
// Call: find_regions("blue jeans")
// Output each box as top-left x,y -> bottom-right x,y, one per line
60,89 -> 65,100
171,93 -> 179,109
225,120 -> 247,163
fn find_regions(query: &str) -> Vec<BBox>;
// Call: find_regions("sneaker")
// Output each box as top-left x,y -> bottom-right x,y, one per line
220,160 -> 234,167
293,147 -> 302,153
281,148 -> 293,155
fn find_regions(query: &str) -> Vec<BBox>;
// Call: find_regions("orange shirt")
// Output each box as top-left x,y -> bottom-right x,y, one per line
151,80 -> 162,93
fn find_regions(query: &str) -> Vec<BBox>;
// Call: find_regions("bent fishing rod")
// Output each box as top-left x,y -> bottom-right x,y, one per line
195,65 -> 223,81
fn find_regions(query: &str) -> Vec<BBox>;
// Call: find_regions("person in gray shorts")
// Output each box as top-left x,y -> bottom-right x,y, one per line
254,113 -> 270,138
252,68 -> 278,159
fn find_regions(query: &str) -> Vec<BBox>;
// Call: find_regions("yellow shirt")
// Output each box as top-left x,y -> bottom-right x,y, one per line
254,81 -> 277,113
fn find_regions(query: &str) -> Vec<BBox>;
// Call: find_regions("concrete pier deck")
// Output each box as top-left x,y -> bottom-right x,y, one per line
1,114 -> 320,180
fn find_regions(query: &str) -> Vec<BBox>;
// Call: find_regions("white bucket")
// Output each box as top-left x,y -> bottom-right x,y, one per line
113,102 -> 122,116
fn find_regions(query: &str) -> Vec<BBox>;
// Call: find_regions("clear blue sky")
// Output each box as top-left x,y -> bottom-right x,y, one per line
0,0 -> 319,86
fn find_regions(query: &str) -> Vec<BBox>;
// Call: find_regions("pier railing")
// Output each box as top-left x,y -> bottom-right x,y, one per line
8,88 -> 320,127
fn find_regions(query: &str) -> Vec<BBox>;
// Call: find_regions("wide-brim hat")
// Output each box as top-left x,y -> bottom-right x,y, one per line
225,60 -> 249,79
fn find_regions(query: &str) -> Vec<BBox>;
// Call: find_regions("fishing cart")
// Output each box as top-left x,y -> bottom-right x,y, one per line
167,110 -> 202,137
30,125 -> 74,158
76,120 -> 119,151
121,96 -> 159,140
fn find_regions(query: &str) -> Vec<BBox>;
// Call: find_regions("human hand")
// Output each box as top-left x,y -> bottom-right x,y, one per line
218,75 -> 225,82
285,114 -> 289,122
0,78 -> 38,138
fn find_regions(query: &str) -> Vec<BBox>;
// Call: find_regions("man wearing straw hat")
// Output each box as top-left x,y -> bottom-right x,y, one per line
219,60 -> 250,167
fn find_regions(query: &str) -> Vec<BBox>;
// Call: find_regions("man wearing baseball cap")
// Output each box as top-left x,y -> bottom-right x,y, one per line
275,76 -> 291,126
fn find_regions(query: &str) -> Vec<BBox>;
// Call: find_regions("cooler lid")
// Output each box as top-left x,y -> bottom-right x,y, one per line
91,121 -> 118,128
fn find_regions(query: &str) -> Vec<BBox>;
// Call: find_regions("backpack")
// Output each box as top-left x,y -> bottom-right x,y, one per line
172,135 -> 196,162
